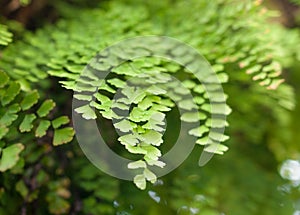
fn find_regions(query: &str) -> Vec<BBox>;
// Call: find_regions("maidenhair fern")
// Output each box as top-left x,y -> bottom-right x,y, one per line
0,0 -> 297,193
0,24 -> 12,46
0,70 -> 74,172
0,48 -> 74,214
0,0 -> 299,214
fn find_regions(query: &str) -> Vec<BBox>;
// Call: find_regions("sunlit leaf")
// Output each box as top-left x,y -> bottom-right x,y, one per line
53,128 -> 75,146
19,114 -> 37,133
0,143 -> 24,172
37,99 -> 56,117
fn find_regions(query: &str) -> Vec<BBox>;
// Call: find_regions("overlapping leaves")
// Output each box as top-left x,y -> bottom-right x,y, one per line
0,24 -> 12,46
0,71 -> 74,172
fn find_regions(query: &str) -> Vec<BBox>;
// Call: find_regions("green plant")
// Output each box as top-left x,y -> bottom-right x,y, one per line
0,24 -> 12,46
290,0 -> 300,6
0,0 -> 299,214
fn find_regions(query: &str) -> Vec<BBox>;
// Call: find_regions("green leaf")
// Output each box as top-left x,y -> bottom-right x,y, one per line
142,112 -> 165,132
20,90 -> 39,111
74,82 -> 97,92
142,145 -> 162,161
134,174 -> 146,190
100,109 -> 122,120
37,100 -> 56,117
107,78 -> 125,88
75,105 -> 97,120
146,85 -> 167,95
188,126 -> 209,137
53,128 -> 74,146
118,134 -> 139,146
74,94 -> 93,101
7,103 -> 21,113
180,111 -> 206,122
0,112 -> 18,127
128,160 -> 147,169
267,79 -> 285,90
129,107 -> 154,122
143,168 -> 157,183
52,116 -> 70,129
204,91 -> 228,103
112,101 -> 129,110
0,104 -> 20,128
209,132 -> 230,142
94,94 -> 111,104
0,143 -> 24,172
173,86 -> 190,96
193,85 -> 205,94
112,62 -> 137,76
114,119 -> 133,132
122,87 -> 147,104
125,145 -> 148,154
204,143 -> 229,155
1,82 -> 21,106
146,159 -> 166,168
98,82 -> 116,93
0,126 -> 8,140
138,97 -> 155,110
178,99 -> 198,111
193,96 -> 205,105
0,71 -> 9,88
201,103 -> 232,115
182,80 -> 196,89
151,104 -> 171,112
205,118 -> 229,128
19,114 -> 37,133
216,73 -> 229,83
35,120 -> 51,138
212,64 -> 224,72
140,130 -> 163,146
196,136 -> 210,146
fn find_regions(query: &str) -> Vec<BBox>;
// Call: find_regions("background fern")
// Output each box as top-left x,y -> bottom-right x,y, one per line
0,24 -> 12,46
